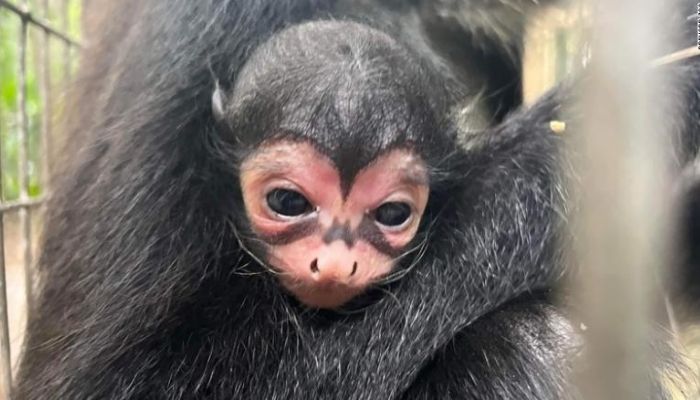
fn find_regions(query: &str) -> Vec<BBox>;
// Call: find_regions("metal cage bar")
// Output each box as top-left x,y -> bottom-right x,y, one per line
40,0 -> 52,193
0,0 -> 79,47
570,0 -> 679,398
0,114 -> 13,400
18,0 -> 34,325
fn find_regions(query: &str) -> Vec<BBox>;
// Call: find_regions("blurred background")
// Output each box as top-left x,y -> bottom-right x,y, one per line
0,0 -> 80,371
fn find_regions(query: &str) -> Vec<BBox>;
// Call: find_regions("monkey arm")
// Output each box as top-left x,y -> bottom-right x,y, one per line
402,299 -> 582,400
399,56 -> 700,400
669,60 -> 700,317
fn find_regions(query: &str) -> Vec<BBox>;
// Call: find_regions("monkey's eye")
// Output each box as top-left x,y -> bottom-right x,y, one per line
266,189 -> 313,217
374,202 -> 412,228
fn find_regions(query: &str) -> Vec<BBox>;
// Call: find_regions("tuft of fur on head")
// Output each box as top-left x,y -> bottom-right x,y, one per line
217,20 -> 458,186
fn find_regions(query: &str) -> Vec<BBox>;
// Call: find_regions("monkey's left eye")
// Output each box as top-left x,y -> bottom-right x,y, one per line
266,189 -> 313,217
374,202 -> 412,228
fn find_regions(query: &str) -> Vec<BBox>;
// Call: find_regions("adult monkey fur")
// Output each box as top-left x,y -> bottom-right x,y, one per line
14,1 -> 700,399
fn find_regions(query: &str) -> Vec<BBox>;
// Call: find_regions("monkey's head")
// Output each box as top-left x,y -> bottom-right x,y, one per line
213,21 -> 455,309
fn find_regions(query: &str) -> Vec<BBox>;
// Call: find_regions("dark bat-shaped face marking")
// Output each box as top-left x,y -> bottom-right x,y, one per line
240,140 -> 429,309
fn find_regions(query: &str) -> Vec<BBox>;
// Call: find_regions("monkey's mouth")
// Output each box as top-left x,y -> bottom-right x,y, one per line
280,277 -> 364,309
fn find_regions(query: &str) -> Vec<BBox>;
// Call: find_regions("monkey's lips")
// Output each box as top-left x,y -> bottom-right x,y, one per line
280,278 -> 364,309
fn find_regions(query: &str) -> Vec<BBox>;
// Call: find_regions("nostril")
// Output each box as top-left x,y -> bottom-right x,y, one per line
310,258 -> 319,273
350,261 -> 357,276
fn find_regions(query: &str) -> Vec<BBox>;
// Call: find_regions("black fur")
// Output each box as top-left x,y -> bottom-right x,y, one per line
14,0 -> 700,399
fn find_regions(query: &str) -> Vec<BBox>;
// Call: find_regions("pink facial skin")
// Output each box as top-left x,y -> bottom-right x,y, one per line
240,140 -> 430,309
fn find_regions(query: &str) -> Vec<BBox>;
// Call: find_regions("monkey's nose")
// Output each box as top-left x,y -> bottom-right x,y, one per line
309,258 -> 358,281
310,258 -> 319,273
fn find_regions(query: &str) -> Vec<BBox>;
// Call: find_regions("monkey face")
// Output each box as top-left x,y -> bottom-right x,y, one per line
240,140 -> 429,309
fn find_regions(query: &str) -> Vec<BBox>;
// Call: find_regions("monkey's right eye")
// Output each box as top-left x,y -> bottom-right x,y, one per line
266,189 -> 313,217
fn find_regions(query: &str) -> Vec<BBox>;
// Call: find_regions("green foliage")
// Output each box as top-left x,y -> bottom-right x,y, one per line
0,1 -> 81,201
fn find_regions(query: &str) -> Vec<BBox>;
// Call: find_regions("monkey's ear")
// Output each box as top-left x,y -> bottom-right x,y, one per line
212,82 -> 228,123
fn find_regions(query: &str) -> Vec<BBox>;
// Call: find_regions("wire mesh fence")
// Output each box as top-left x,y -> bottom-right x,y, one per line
0,0 -> 79,398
